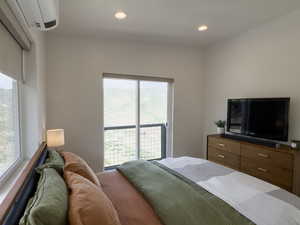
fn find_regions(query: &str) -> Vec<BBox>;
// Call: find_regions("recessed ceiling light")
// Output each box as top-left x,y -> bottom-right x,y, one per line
198,25 -> 208,31
115,11 -> 127,20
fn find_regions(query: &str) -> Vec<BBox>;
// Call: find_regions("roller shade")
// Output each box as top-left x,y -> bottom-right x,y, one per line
0,22 -> 22,81
103,73 -> 174,83
0,0 -> 32,50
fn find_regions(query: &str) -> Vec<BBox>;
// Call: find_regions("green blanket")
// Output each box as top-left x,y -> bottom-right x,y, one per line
118,160 -> 254,225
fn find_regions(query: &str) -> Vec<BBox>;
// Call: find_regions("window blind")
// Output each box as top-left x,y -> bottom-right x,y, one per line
0,22 -> 22,81
0,0 -> 32,50
103,73 -> 174,83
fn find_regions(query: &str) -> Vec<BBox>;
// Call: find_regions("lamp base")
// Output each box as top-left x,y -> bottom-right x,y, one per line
48,146 -> 64,153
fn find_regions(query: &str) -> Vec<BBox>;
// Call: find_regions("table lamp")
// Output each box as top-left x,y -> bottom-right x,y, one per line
47,129 -> 65,152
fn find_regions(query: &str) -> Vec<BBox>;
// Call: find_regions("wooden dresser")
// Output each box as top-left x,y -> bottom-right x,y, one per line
207,134 -> 300,195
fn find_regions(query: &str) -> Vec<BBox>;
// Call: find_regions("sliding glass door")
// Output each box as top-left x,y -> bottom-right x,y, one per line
103,75 -> 172,168
140,81 -> 168,160
103,78 -> 137,167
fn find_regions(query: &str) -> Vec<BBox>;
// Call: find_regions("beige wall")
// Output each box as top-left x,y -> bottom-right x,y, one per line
203,9 -> 300,155
46,35 -> 204,171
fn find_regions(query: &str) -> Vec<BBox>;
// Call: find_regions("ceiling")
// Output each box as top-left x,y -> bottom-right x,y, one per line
51,0 -> 300,47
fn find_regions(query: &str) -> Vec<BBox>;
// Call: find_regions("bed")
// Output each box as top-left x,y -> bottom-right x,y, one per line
1,145 -> 300,225
103,157 -> 300,225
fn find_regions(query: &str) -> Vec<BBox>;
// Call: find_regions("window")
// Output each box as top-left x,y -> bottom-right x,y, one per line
0,72 -> 20,179
103,74 -> 173,168
0,22 -> 23,182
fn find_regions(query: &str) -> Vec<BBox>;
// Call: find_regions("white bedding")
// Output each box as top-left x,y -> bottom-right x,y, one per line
159,157 -> 300,225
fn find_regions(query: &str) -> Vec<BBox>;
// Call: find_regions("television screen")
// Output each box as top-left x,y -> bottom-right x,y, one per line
227,98 -> 290,141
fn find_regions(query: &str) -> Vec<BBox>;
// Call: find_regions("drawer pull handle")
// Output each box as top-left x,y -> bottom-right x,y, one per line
258,153 -> 269,158
218,143 -> 225,147
217,154 -> 225,159
257,167 -> 268,173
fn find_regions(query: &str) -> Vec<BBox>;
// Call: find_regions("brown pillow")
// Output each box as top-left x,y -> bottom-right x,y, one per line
61,152 -> 100,186
64,171 -> 121,225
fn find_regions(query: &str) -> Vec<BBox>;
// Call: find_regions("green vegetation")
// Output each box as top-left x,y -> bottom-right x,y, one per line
103,79 -> 167,167
214,120 -> 226,128
0,87 -> 17,175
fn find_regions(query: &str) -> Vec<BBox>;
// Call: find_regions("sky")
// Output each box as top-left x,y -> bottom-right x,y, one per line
103,78 -> 168,127
0,72 -> 13,89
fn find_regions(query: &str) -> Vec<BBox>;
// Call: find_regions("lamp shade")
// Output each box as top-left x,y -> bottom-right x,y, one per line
47,129 -> 65,147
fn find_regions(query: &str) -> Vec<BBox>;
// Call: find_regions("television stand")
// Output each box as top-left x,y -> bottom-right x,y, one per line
207,134 -> 300,196
223,134 -> 278,148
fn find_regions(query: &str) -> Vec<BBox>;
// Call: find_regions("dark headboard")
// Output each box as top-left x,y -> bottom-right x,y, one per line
0,143 -> 48,225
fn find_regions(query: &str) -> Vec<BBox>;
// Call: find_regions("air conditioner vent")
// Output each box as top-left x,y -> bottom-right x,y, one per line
8,0 -> 59,31
44,20 -> 57,29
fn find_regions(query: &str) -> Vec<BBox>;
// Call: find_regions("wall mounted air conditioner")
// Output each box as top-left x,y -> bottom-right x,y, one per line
7,0 -> 59,31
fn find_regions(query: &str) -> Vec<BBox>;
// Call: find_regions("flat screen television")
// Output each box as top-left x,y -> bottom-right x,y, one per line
227,98 -> 290,142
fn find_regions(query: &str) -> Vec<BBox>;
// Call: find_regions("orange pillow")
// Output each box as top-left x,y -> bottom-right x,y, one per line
64,171 -> 121,225
61,152 -> 100,186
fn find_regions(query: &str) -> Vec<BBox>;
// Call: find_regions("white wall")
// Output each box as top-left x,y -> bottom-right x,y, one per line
203,9 -> 300,155
46,35 -> 204,171
21,29 -> 47,158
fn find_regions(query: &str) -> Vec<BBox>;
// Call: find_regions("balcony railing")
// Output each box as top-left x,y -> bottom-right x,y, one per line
104,123 -> 166,168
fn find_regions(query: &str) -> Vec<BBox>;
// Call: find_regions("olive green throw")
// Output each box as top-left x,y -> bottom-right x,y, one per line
118,160 -> 254,225
19,168 -> 68,225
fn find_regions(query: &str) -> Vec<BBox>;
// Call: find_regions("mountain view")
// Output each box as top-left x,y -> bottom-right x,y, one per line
0,73 -> 18,176
103,78 -> 168,167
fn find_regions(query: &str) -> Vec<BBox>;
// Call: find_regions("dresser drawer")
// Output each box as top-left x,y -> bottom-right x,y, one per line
208,136 -> 240,155
208,147 -> 240,170
241,157 -> 293,190
241,144 -> 293,170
